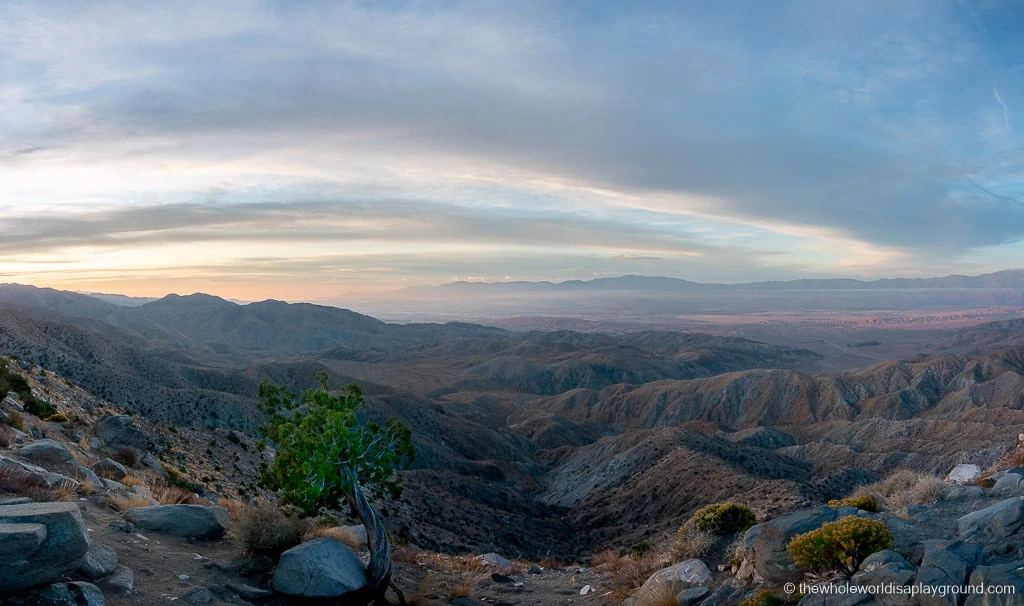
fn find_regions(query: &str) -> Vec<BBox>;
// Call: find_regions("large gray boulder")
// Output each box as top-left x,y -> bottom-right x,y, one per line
741,506 -> 859,583
271,538 -> 368,597
632,559 -> 712,605
964,562 -> 1024,606
911,540 -> 982,606
0,502 -> 90,593
93,415 -> 147,450
946,464 -> 982,485
852,550 -> 916,606
124,505 -> 229,540
78,542 -> 119,580
16,439 -> 75,466
990,473 -> 1023,494
958,497 -> 1024,541
77,466 -> 103,488
91,458 -> 128,481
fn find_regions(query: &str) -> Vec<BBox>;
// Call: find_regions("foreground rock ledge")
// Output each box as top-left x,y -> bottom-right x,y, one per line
0,501 -> 90,593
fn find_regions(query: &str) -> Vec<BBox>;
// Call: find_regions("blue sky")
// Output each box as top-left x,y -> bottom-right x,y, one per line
1,0 -> 1023,299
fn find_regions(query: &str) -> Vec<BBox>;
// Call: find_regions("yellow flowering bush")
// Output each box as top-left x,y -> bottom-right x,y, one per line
786,516 -> 892,572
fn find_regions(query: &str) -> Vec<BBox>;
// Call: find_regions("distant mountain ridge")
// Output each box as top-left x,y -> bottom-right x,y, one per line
405,269 -> 1024,293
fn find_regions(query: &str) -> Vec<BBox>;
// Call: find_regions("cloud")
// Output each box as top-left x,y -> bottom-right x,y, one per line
993,83 -> 1011,129
613,254 -> 664,261
2,0 -> 1024,293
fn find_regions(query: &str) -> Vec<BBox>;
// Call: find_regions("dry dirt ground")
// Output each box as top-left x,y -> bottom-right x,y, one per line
10,491 -> 618,606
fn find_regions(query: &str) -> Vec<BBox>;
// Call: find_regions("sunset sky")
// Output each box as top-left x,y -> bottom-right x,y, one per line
2,0 -> 1024,301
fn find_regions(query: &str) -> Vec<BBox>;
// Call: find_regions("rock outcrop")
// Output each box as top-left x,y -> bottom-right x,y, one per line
739,506 -> 860,583
0,501 -> 90,593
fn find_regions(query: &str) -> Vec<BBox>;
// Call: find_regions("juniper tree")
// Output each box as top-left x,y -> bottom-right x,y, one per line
258,373 -> 414,604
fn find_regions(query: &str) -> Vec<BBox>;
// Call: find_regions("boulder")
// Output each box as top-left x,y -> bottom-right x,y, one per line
123,505 -> 229,540
92,458 -> 128,481
100,566 -> 134,594
224,582 -> 274,600
0,454 -> 51,485
911,540 -> 981,606
633,559 -> 712,605
678,587 -> 710,605
991,474 -> 1024,494
742,506 -> 859,583
0,502 -> 90,593
699,578 -> 747,606
140,453 -> 166,477
958,497 -> 1024,541
17,439 -> 75,466
852,550 -> 916,606
37,581 -> 105,606
964,562 -> 1024,605
478,552 -> 511,568
180,587 -> 213,605
78,542 -> 119,580
93,416 -> 147,450
271,538 -> 368,597
77,466 -> 103,488
946,464 -> 982,485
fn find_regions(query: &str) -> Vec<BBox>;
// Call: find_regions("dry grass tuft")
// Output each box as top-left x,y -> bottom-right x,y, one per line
538,556 -> 566,569
590,549 -> 670,597
448,573 -> 484,600
151,483 -> 202,505
238,500 -> 310,560
675,526 -> 717,559
416,552 -> 488,575
78,480 -> 96,496
303,526 -> 363,551
217,497 -> 245,522
6,411 -> 25,432
113,446 -> 138,467
53,479 -> 77,501
852,470 -> 947,510
391,544 -> 422,565
120,474 -> 146,488
0,424 -> 14,448
0,466 -> 69,502
108,493 -> 152,511
635,580 -> 681,606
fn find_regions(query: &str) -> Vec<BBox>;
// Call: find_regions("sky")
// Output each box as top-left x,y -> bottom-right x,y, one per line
2,0 -> 1024,301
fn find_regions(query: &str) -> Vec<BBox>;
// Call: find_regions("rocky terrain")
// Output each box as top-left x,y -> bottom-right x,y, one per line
5,358 -> 1024,605
4,283 -> 1024,604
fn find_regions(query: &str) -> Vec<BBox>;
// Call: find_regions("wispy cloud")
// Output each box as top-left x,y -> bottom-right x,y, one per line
993,83 -> 1011,129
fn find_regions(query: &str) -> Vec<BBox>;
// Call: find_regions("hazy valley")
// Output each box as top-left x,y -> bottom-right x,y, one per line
4,274 -> 1024,559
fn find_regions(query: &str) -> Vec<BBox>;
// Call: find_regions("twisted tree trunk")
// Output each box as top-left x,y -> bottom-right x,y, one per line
346,480 -> 404,605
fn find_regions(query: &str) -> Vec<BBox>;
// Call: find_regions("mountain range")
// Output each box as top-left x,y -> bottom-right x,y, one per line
402,269 -> 1024,294
3,281 -> 1024,554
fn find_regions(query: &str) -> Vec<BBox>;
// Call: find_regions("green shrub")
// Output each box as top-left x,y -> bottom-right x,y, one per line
689,503 -> 757,535
786,516 -> 893,572
0,363 -> 55,419
628,540 -> 653,560
828,494 -> 879,512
